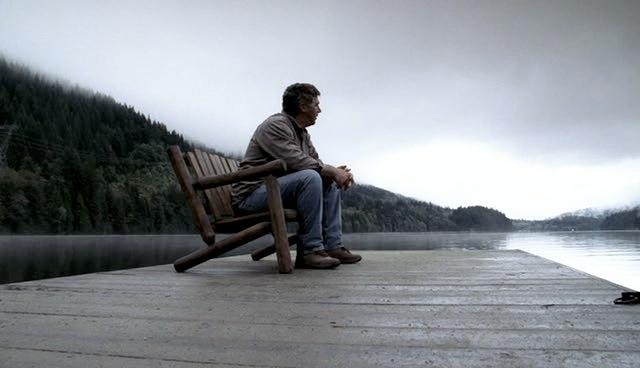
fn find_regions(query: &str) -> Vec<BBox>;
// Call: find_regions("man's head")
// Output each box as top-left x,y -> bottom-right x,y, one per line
282,83 -> 321,127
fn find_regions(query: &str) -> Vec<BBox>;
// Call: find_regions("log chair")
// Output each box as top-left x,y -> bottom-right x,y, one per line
167,145 -> 298,274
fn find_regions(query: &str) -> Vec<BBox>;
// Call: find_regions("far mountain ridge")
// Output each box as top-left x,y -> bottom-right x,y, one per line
555,203 -> 640,220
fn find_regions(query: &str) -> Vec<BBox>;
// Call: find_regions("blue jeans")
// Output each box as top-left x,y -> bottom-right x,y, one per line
237,169 -> 343,255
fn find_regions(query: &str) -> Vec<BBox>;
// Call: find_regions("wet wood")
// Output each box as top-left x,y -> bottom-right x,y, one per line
208,154 -> 234,217
186,150 -> 223,219
265,175 -> 293,273
173,222 -> 272,272
195,149 -> 228,219
206,153 -> 235,218
167,145 -> 293,273
1,250 -> 638,368
166,146 -> 215,243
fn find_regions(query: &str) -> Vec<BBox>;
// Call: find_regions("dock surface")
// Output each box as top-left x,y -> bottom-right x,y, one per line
1,250 -> 639,367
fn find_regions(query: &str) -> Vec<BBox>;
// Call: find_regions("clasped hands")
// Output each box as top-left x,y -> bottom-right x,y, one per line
334,164 -> 355,190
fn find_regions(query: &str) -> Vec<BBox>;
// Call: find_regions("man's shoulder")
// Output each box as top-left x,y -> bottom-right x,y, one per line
256,113 -> 295,133
263,112 -> 292,125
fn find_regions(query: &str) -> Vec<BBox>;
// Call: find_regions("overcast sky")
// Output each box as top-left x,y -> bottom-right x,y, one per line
1,0 -> 639,219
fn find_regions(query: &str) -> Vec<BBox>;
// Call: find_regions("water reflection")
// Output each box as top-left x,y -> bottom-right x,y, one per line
504,231 -> 640,292
1,231 -> 639,291
0,234 -> 273,284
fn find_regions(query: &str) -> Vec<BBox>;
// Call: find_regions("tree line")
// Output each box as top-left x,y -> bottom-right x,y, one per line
513,209 -> 640,232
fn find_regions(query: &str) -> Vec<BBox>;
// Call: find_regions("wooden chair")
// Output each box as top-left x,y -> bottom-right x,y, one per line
167,145 -> 299,273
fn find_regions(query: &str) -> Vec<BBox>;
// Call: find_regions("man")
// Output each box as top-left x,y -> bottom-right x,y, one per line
232,83 -> 361,269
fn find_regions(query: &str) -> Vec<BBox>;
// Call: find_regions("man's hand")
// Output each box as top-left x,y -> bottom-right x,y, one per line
336,165 -> 355,190
321,164 -> 355,190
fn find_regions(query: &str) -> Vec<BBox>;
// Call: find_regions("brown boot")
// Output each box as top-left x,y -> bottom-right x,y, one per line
327,247 -> 362,264
295,250 -> 341,269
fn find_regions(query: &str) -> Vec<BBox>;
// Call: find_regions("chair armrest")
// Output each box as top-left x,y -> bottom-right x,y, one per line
193,159 -> 287,190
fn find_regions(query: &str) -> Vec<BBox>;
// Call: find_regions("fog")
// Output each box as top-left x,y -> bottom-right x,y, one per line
1,0 -> 639,219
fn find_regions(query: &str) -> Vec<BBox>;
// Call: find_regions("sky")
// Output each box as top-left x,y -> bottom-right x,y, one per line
1,0 -> 639,220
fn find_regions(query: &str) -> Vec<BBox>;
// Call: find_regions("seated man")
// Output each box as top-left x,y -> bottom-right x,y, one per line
232,83 -> 361,269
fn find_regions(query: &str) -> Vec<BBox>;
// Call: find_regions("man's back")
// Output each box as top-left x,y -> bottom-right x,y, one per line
231,112 -> 322,207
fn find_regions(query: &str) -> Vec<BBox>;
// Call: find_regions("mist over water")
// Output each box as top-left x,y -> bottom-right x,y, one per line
1,231 -> 639,291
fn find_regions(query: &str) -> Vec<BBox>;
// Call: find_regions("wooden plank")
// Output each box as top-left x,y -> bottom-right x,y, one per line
2,313 -> 640,352
184,151 -> 222,220
2,343 -> 638,368
166,147 -> 214,243
208,152 -> 228,175
2,250 -> 638,368
3,299 -> 639,332
220,156 -> 235,174
209,153 -> 234,217
194,150 -> 228,220
193,149 -> 219,211
1,349 -> 222,368
227,158 -> 239,171
173,222 -> 272,272
265,175 -> 292,273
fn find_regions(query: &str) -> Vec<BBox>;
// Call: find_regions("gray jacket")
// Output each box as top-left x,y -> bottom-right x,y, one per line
231,112 -> 324,207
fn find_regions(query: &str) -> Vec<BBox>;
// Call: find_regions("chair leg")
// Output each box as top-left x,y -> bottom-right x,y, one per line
265,176 -> 293,274
251,234 -> 298,261
174,222 -> 271,272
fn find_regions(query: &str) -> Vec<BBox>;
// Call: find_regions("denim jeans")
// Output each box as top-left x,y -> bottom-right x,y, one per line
237,169 -> 343,255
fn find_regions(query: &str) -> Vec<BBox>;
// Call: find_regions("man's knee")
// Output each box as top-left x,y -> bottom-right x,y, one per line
297,169 -> 322,188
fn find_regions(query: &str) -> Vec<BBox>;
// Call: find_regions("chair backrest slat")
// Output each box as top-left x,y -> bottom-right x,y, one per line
195,149 -> 231,218
209,153 -> 235,217
209,153 -> 227,175
176,147 -> 241,221
185,151 -> 224,219
167,146 -> 215,243
222,157 -> 236,173
227,159 -> 238,171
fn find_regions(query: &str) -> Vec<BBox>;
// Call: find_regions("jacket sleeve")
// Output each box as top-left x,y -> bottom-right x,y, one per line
254,120 -> 322,172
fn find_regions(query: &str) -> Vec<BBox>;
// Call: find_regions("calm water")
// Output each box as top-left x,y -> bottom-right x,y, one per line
1,231 -> 639,290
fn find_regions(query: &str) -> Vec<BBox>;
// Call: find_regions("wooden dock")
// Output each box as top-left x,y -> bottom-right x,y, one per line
1,250 -> 639,367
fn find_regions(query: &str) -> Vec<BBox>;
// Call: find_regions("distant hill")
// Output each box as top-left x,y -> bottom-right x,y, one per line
556,204 -> 639,220
601,207 -> 640,230
342,185 -> 456,232
0,57 -> 512,234
514,206 -> 640,231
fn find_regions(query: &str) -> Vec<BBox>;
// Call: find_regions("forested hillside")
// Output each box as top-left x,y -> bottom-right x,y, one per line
0,58 -> 513,234
513,207 -> 640,231
0,58 -> 193,233
601,207 -> 640,230
341,185 -> 456,232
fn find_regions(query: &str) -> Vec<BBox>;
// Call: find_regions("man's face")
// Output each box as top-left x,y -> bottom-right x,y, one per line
300,97 -> 321,126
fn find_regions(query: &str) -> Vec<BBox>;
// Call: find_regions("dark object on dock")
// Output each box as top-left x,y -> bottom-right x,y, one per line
614,292 -> 640,305
167,146 -> 297,274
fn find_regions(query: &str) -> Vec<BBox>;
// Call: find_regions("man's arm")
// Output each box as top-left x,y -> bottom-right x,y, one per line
256,118 -> 354,190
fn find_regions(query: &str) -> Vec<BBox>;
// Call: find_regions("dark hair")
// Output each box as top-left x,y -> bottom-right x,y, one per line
282,83 -> 321,116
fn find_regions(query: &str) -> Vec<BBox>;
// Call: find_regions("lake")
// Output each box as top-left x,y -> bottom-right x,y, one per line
1,231 -> 639,291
